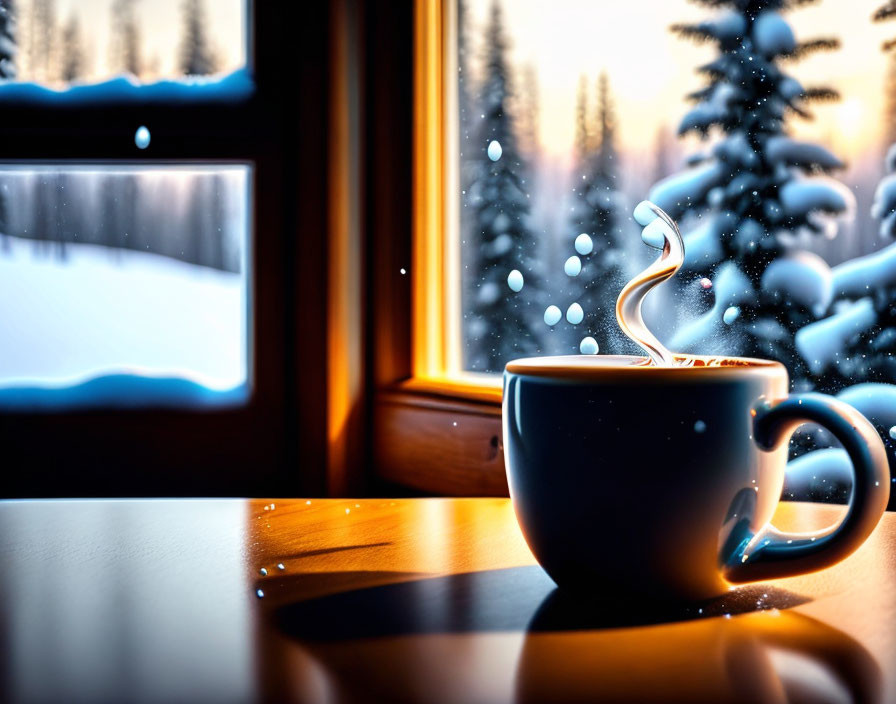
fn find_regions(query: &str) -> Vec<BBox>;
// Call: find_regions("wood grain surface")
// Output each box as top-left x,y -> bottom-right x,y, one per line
1,499 -> 893,703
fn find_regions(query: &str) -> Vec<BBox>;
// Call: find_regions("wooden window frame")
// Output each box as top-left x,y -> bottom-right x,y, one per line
0,1 -> 342,498
369,0 -> 507,496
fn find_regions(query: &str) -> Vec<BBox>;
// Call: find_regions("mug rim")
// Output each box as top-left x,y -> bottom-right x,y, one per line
504,354 -> 788,382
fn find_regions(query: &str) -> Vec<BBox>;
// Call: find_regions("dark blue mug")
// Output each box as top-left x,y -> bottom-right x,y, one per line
503,354 -> 890,601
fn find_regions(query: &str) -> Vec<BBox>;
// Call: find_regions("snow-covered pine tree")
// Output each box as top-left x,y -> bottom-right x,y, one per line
0,0 -> 16,79
464,0 -> 542,372
565,72 -> 628,354
652,0 -> 852,380
179,0 -> 216,77
110,0 -> 141,78
793,1 -> 896,389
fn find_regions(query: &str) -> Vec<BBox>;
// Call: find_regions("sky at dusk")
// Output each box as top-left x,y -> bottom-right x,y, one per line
465,0 -> 892,164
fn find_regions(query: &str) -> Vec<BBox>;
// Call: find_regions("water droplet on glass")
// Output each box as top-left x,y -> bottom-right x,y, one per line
574,233 -> 593,255
694,420 -> 706,433
564,256 -> 582,277
566,302 -> 584,325
134,125 -> 151,149
544,305 -> 562,326
889,426 -> 896,440
723,306 -> 741,325
507,269 -> 524,292
699,277 -> 713,290
260,567 -> 267,576
256,589 -> 265,598
487,140 -> 502,161
277,563 -> 285,570
580,336 -> 599,355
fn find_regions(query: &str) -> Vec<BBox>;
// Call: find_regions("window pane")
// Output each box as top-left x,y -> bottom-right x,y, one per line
0,165 -> 251,408
0,0 -> 246,91
457,0 -> 889,378
456,0 -> 896,505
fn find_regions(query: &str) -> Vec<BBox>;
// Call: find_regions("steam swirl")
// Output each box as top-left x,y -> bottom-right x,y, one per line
615,202 -> 684,367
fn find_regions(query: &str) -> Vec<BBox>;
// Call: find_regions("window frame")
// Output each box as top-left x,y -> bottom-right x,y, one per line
370,0 -> 507,497
0,1 -> 338,498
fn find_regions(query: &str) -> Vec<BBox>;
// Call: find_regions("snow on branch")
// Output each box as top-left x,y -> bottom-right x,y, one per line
649,162 -> 724,218
795,298 -> 876,374
778,177 -> 855,217
752,11 -> 797,57
831,241 -> 896,296
871,173 -> 896,222
765,136 -> 843,171
761,252 -> 833,316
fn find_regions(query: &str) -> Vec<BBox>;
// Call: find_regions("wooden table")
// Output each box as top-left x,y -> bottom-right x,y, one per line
1,499 -> 893,703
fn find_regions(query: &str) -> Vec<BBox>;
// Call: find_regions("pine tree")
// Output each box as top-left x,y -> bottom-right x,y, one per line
110,0 -> 141,77
652,0 -> 852,376
179,0 -> 216,76
0,0 -> 16,79
565,72 -> 629,354
60,14 -> 83,82
26,0 -> 56,82
464,0 -> 542,372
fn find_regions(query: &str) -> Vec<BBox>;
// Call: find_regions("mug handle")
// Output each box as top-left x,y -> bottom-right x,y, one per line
723,393 -> 890,583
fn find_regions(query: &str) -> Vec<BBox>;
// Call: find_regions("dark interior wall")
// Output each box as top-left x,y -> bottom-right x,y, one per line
363,0 -> 415,493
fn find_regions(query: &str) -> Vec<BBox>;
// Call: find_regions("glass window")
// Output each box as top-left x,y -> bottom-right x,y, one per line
0,165 -> 251,408
1,0 -> 246,87
455,0 -> 896,503
456,0 -> 889,377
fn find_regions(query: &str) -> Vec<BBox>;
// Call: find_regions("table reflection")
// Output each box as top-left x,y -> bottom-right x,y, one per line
274,566 -> 881,703
0,500 -> 254,704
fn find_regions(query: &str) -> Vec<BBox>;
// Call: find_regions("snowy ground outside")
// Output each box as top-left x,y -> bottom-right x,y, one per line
0,236 -> 248,408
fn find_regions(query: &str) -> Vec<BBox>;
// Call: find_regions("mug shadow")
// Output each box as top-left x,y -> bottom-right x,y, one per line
274,565 -> 810,640
273,566 -> 881,703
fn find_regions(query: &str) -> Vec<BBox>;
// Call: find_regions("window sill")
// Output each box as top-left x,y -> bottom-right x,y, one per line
372,375 -> 506,496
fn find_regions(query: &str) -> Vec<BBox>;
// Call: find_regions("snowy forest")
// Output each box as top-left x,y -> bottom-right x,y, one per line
460,0 -> 896,503
0,0 -> 249,398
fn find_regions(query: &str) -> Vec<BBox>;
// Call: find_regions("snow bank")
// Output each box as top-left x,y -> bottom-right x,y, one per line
0,68 -> 254,105
0,374 -> 248,410
0,236 -> 247,408
760,251 -> 833,316
794,298 -> 876,374
831,241 -> 896,297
